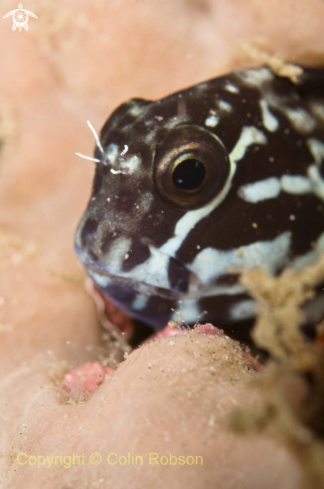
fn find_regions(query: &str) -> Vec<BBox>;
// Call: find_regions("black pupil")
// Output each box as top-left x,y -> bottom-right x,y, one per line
172,159 -> 206,190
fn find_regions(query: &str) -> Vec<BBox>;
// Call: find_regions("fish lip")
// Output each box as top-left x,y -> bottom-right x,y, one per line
83,262 -> 184,301
75,242 -> 204,299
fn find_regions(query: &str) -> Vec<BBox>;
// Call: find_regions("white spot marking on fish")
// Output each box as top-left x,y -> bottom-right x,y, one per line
237,67 -> 274,87
145,131 -> 158,144
189,232 -> 291,285
238,177 -> 281,203
218,100 -> 232,112
292,232 -> 324,269
92,247 -> 172,291
309,101 -> 324,123
230,126 -> 267,163
307,138 -> 324,165
281,175 -> 313,194
224,82 -> 239,94
195,82 -> 209,92
88,270 -> 111,288
202,284 -> 246,297
132,294 -> 149,311
106,237 -> 132,273
240,172 -> 323,202
259,100 -> 279,132
138,191 -> 153,213
308,165 -> 324,201
129,105 -> 145,117
122,154 -> 141,174
229,300 -> 257,320
125,246 -> 171,290
205,114 -> 219,127
285,107 -> 316,134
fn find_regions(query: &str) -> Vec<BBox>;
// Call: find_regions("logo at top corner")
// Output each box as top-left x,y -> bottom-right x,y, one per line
3,3 -> 38,32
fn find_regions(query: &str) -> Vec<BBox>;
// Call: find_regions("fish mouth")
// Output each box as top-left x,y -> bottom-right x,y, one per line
75,240 -> 205,300
84,263 -> 185,301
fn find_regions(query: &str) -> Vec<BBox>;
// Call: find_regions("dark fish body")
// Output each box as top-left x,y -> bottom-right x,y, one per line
75,66 -> 324,341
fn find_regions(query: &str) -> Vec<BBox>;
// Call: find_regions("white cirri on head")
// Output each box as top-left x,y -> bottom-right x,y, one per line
105,143 -> 142,174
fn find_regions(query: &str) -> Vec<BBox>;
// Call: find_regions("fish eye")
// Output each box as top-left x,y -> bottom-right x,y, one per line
172,157 -> 206,190
154,125 -> 230,210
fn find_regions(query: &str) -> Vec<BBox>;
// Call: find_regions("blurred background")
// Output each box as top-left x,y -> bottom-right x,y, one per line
0,0 -> 323,377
